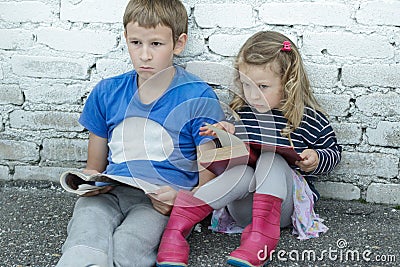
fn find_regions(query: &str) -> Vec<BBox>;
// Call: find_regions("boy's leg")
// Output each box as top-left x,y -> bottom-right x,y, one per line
227,152 -> 294,267
56,190 -> 123,267
112,186 -> 168,267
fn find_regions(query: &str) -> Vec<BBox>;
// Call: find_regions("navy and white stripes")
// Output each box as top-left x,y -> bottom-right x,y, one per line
233,106 -> 342,194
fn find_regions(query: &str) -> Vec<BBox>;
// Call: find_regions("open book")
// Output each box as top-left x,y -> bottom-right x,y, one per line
60,170 -> 162,196
198,124 -> 303,176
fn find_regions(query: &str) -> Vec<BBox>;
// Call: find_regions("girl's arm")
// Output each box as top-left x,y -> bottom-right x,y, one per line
199,121 -> 235,136
304,124 -> 342,175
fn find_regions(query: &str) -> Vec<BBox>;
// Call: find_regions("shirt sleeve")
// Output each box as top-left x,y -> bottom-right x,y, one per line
310,123 -> 342,175
190,88 -> 225,146
78,81 -> 108,138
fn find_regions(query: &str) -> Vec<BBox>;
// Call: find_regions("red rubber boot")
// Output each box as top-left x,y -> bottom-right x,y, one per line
156,190 -> 213,267
227,193 -> 282,267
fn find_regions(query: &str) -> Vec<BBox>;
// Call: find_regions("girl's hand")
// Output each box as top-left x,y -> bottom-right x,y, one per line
199,121 -> 235,136
296,149 -> 319,172
147,186 -> 177,215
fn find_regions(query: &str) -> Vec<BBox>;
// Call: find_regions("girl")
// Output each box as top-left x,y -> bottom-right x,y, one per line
156,31 -> 341,267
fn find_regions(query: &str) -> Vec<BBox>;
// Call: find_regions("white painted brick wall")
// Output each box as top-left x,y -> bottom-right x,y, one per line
259,2 -> 352,27
194,4 -> 254,29
0,1 -> 54,23
356,1 -> 400,26
36,28 -> 118,55
0,0 -> 399,204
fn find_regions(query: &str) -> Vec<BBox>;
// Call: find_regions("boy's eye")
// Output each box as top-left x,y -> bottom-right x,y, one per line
152,42 -> 162,46
130,40 -> 140,45
259,84 -> 269,89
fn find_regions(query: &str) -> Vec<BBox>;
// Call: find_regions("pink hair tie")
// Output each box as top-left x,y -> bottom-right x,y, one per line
281,41 -> 291,51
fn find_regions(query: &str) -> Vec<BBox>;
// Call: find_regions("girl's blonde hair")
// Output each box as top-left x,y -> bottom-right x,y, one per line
230,31 -> 323,137
123,0 -> 188,46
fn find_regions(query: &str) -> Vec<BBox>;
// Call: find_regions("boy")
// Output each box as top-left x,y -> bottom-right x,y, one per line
56,0 -> 224,266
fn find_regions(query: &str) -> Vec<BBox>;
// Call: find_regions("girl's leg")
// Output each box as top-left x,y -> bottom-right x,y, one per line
56,190 -> 124,267
156,165 -> 254,267
112,186 -> 169,267
227,152 -> 294,267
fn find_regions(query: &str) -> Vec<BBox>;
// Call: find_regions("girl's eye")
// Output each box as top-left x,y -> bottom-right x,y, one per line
259,84 -> 269,90
130,40 -> 140,45
152,42 -> 162,46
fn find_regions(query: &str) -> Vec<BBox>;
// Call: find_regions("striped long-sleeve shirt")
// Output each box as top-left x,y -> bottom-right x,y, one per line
233,106 -> 342,198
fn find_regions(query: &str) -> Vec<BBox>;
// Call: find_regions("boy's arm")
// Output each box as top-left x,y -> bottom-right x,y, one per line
85,132 -> 109,173
81,132 -> 112,197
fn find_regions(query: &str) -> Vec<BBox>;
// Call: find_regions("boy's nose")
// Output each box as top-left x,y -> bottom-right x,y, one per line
140,47 -> 152,61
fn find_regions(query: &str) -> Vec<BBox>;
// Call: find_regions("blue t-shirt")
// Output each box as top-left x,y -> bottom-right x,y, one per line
79,66 -> 225,190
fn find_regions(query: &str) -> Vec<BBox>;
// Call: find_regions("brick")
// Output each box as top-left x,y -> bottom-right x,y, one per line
0,29 -> 35,50
357,92 -> 400,117
36,28 -> 117,55
194,4 -> 253,28
0,1 -> 53,22
0,84 -> 24,105
303,32 -> 393,59
0,115 -> 3,132
180,32 -> 205,57
259,2 -> 351,26
366,183 -> 400,205
41,138 -> 87,162
0,165 -> 9,180
331,122 -> 362,145
315,181 -> 360,201
356,1 -> 400,26
22,82 -> 85,105
13,166 -> 73,182
11,55 -> 89,80
9,110 -> 83,132
0,140 -> 39,161
342,64 -> 400,88
305,63 -> 338,88
367,121 -> 400,147
96,59 -> 132,79
335,152 -> 398,178
60,0 -> 128,23
185,61 -> 236,89
208,34 -> 251,57
314,94 -> 351,117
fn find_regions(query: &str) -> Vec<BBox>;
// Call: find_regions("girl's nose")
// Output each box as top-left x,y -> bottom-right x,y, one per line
249,87 -> 260,100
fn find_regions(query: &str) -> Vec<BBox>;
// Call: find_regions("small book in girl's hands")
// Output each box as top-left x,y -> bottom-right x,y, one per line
198,124 -> 303,176
59,170 -> 162,196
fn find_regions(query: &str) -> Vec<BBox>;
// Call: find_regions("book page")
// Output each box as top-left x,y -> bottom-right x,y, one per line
205,123 -> 244,147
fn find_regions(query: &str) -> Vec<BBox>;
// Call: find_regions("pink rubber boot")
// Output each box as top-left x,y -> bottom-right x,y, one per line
227,193 -> 282,267
156,190 -> 213,267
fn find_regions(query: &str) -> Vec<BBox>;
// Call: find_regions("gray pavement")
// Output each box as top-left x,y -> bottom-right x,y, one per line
1,180 -> 399,267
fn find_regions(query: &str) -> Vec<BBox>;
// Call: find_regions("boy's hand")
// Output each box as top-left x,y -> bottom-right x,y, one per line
147,186 -> 177,215
296,149 -> 319,172
199,121 -> 235,136
81,186 -> 114,197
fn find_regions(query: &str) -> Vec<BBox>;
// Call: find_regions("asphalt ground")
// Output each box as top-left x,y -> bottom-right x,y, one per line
1,180 -> 399,267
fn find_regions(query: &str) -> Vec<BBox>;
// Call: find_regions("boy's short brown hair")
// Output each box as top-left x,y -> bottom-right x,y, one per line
123,0 -> 188,44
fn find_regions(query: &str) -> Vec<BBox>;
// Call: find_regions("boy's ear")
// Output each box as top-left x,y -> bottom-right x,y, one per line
173,33 -> 188,55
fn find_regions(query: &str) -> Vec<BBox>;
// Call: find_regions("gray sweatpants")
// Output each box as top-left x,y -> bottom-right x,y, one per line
194,152 -> 294,227
56,186 -> 168,267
